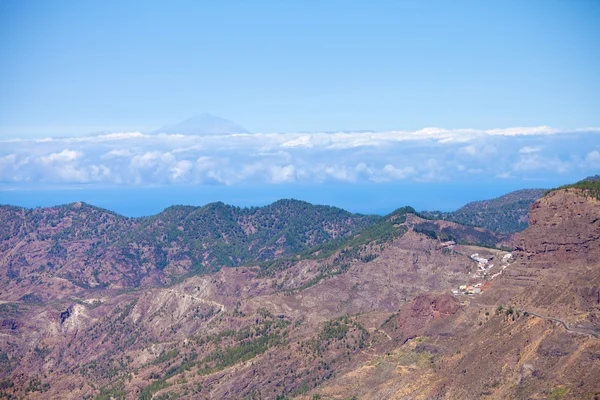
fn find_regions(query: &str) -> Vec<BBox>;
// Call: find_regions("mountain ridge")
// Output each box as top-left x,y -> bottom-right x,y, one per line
152,113 -> 250,135
0,198 -> 381,299
0,192 -> 524,303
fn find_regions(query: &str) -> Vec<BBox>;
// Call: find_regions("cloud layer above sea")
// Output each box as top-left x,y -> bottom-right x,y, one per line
1,127 -> 599,186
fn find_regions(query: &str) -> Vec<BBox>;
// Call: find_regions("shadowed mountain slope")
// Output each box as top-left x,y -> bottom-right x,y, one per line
422,188 -> 546,233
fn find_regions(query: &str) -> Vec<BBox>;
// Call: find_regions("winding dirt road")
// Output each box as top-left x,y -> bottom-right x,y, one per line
525,311 -> 600,339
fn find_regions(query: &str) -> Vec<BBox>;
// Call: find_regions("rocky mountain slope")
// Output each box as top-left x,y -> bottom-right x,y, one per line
305,184 -> 600,399
0,200 -> 378,301
0,204 -> 512,399
0,184 -> 598,399
422,188 -> 546,233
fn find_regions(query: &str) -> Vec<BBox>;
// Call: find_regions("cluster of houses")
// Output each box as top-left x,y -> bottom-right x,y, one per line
452,282 -> 483,296
452,252 -> 513,296
440,241 -> 456,249
470,253 -> 491,278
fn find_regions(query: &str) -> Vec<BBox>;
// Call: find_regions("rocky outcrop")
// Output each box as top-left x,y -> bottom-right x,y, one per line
396,293 -> 461,340
514,189 -> 600,266
490,188 -> 600,323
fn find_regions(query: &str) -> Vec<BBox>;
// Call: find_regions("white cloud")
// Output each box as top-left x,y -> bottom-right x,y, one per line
193,156 -> 235,185
103,149 -> 133,158
322,165 -> 355,182
195,156 -> 221,170
327,133 -> 379,149
355,162 -> 375,176
512,154 -> 571,174
40,149 -> 82,164
519,146 -> 541,154
170,160 -> 193,181
382,164 -> 416,180
270,165 -> 296,183
281,135 -> 313,148
0,126 -> 598,186
84,132 -> 147,141
461,145 -> 478,156
416,159 -> 446,182
583,150 -> 600,168
496,171 -> 514,179
485,126 -> 559,136
0,155 -> 24,182
90,165 -> 111,180
130,151 -> 175,169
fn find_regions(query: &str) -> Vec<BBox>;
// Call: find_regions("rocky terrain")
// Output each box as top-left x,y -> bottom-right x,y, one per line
0,182 -> 598,399
308,185 -> 600,399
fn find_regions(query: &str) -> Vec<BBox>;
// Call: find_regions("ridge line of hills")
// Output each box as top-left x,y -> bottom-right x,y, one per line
1,185 -> 547,231
0,198 -> 377,221
0,187 -> 560,295
0,198 -> 510,298
420,188 -> 546,233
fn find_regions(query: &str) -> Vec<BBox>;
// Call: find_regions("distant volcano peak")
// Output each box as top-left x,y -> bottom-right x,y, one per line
152,113 -> 250,135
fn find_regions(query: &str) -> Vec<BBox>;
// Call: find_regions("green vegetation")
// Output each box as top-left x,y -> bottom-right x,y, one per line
121,199 -> 380,275
260,206 -> 413,279
0,351 -> 13,376
139,379 -> 170,400
199,333 -> 279,375
394,348 -> 436,368
412,220 -> 506,249
152,349 -> 179,365
0,303 -> 22,318
197,317 -> 290,375
137,313 -> 291,400
0,379 -> 13,390
136,313 -> 368,400
321,318 -> 350,340
96,381 -> 127,400
0,198 -> 380,288
546,175 -> 600,200
302,315 -> 370,358
25,377 -> 50,393
421,189 -> 545,233
33,345 -> 51,360
547,386 -> 570,400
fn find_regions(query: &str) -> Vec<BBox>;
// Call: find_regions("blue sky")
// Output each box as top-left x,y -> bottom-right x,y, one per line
0,1 -> 599,215
1,0 -> 599,134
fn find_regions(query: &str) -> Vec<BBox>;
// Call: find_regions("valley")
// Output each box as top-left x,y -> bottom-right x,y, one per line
0,182 -> 598,399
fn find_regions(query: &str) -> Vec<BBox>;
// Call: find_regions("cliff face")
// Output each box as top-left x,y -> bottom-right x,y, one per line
515,189 -> 600,266
394,293 -> 461,340
489,188 -> 600,326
